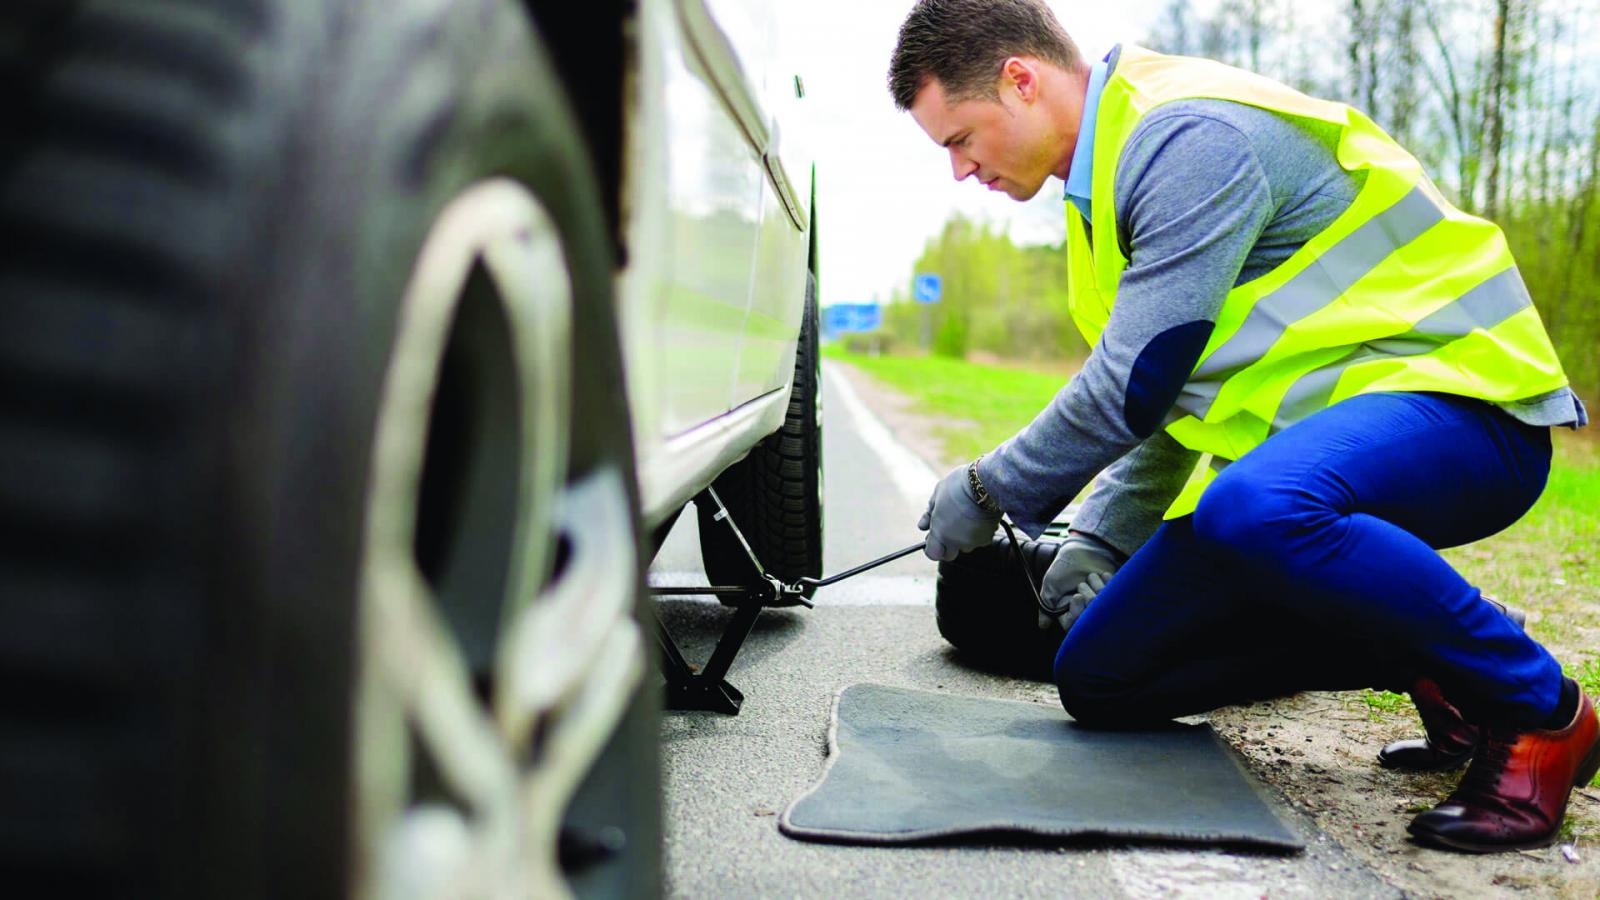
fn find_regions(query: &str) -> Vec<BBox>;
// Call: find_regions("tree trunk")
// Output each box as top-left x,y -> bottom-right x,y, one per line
1365,15 -> 1380,121
1482,0 -> 1513,220
1422,0 -> 1476,210
1391,0 -> 1421,145
1349,0 -> 1366,110
1246,0 -> 1264,72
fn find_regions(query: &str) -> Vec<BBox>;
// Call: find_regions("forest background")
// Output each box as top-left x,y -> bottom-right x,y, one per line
856,0 -> 1600,405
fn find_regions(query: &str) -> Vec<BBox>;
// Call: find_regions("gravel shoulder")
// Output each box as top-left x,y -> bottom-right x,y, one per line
830,358 -> 1600,899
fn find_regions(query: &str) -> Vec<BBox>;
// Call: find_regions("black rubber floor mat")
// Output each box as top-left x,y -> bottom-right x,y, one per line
780,683 -> 1302,850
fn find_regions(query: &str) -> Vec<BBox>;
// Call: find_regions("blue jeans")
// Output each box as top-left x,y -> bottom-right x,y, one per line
1054,392 -> 1559,729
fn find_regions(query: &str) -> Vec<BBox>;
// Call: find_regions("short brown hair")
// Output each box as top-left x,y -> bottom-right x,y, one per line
888,0 -> 1083,111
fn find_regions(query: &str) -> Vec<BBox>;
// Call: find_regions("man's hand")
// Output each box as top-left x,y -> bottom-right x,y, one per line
1037,533 -> 1122,633
918,463 -> 1003,561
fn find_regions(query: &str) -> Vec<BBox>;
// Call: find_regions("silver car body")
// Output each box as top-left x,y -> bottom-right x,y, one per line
618,0 -> 815,529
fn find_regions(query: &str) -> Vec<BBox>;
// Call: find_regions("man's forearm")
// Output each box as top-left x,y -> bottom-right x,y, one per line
976,372 -> 1143,538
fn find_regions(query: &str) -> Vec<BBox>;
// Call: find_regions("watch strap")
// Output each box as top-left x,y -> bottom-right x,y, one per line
967,457 -> 1002,514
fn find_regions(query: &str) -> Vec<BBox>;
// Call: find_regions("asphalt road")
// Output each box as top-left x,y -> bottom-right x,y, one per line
647,362 -> 1399,899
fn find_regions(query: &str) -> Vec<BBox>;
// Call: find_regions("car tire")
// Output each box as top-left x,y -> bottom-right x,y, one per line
0,2 -> 658,896
935,529 -> 1071,682
697,271 -> 824,605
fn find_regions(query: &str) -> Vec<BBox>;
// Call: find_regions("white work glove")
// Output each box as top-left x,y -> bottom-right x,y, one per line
1037,532 -> 1122,633
918,463 -> 1003,561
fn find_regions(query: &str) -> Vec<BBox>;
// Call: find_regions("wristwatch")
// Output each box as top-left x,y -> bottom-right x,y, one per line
966,457 -> 1002,514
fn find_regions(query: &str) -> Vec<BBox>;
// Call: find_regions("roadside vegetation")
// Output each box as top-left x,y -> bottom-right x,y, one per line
822,345 -> 1068,462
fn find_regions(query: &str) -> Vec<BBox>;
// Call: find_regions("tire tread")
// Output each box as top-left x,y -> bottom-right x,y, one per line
0,1 -> 254,885
699,273 -> 824,601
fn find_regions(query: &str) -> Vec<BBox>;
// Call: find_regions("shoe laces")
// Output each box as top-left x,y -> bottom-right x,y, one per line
1457,729 -> 1516,796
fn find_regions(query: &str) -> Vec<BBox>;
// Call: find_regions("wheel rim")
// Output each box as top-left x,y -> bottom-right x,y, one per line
354,179 -> 645,898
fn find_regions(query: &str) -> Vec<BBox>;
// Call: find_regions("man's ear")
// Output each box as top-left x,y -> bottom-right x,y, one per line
1001,56 -> 1038,102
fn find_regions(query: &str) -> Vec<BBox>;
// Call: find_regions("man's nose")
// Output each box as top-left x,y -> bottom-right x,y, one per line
949,148 -> 978,182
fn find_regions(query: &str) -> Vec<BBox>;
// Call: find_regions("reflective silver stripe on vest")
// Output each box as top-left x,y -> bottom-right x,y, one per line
1174,379 -> 1221,419
1182,185 -> 1445,418
1270,266 -> 1531,430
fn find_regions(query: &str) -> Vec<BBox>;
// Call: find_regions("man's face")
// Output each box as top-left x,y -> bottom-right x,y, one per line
908,61 -> 1061,201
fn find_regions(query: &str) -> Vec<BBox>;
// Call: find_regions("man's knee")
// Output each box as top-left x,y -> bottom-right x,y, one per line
1054,646 -> 1138,727
1192,469 -> 1321,554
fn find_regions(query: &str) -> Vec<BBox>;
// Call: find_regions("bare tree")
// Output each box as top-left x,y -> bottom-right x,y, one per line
1481,0 -> 1514,219
1149,0 -> 1194,56
1347,0 -> 1386,122
1349,0 -> 1368,110
1389,0 -> 1423,146
1241,0 -> 1267,72
1198,10 -> 1236,64
1420,1 -> 1482,210
1555,111 -> 1600,340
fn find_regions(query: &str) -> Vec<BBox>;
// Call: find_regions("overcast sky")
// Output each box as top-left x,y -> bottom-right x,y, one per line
781,1 -> 1171,307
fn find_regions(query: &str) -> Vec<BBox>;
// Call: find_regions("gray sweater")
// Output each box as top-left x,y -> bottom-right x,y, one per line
977,48 -> 1587,552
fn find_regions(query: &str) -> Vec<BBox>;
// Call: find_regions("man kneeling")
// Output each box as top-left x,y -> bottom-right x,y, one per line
893,0 -> 1594,852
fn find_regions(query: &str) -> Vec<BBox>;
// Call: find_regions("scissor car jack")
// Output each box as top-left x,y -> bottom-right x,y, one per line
650,486 -> 926,714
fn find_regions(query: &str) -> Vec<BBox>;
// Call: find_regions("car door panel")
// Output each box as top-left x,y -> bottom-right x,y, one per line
623,0 -> 765,440
685,0 -> 812,405
621,0 -> 814,520
732,173 -> 809,401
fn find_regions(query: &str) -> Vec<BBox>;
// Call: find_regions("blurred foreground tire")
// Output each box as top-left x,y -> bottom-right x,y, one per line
697,272 -> 824,604
0,1 -> 658,896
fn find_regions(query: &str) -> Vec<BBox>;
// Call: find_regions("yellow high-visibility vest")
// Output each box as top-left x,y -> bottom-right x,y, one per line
1068,45 -> 1571,518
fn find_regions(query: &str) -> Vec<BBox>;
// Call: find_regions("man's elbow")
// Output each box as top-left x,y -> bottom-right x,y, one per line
1121,321 -> 1215,438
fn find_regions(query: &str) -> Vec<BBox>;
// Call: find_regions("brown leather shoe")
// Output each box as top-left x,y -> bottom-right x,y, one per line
1376,597 -> 1527,771
1378,677 -> 1480,770
1408,682 -> 1600,852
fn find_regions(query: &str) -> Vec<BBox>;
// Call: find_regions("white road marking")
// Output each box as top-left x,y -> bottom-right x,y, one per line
810,574 -> 934,606
823,363 -> 939,508
1111,850 -> 1315,899
817,363 -> 944,606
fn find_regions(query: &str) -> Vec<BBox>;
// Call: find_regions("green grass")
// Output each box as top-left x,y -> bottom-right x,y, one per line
1441,438 -> 1600,678
1576,658 -> 1600,699
1523,437 -> 1600,565
1357,689 -> 1412,720
824,345 -> 1072,463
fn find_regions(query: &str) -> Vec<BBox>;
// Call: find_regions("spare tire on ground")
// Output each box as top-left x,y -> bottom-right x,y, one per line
935,523 -> 1074,682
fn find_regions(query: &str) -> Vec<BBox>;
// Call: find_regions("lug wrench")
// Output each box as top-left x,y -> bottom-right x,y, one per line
651,515 -> 1041,606
774,539 -> 928,602
650,540 -> 928,606
792,522 -> 1044,611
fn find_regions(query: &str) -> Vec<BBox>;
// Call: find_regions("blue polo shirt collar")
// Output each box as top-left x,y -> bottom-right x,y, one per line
1064,56 -> 1110,222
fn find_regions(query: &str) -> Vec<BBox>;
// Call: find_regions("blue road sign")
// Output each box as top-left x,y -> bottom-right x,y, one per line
913,273 -> 943,304
822,303 -> 883,339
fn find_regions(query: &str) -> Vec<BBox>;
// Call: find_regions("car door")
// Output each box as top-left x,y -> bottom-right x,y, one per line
701,0 -> 813,405
623,0 -> 768,442
619,0 -> 817,524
